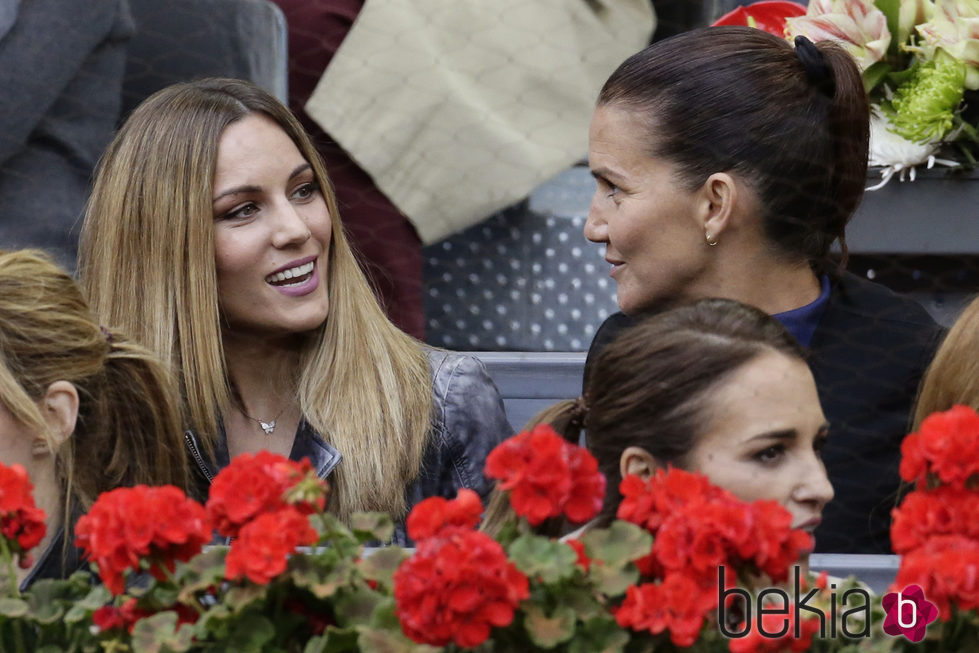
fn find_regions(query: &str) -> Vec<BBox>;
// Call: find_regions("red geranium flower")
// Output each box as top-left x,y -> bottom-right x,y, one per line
405,488 -> 483,541
394,527 -> 529,648
900,405 -> 979,490
565,538 -> 591,572
711,1 -> 807,36
0,463 -> 46,566
617,470 -> 810,586
224,506 -> 318,585
485,425 -> 605,526
893,534 -> 979,620
891,485 -> 979,554
75,485 -> 211,595
206,451 -> 327,538
614,572 -> 715,647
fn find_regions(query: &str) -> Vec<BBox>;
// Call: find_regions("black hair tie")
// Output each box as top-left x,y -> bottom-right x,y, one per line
794,35 -> 835,98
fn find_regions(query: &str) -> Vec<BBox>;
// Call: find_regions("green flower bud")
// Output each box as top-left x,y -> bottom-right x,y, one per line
886,50 -> 967,142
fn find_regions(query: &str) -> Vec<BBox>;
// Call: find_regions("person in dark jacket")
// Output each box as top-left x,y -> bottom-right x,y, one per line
0,250 -> 188,590
80,79 -> 512,542
581,27 -> 943,553
0,0 -> 133,270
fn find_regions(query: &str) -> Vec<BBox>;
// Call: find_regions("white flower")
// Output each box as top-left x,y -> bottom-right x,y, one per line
867,107 -> 960,189
916,0 -> 979,89
785,0 -> 891,70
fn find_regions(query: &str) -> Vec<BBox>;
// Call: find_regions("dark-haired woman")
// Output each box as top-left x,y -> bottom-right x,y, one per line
484,298 -> 834,574
582,27 -> 942,554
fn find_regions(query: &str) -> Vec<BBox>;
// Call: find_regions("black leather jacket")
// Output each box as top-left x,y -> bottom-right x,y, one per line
184,350 -> 513,545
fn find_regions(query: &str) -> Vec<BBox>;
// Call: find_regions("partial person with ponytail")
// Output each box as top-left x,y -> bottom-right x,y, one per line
582,27 -> 942,553
0,250 -> 188,588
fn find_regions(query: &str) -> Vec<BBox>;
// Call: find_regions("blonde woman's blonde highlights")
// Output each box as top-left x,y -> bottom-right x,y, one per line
81,79 -> 433,523
0,249 -> 188,517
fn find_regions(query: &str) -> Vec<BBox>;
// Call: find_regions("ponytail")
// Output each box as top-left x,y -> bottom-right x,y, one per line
815,38 -> 870,272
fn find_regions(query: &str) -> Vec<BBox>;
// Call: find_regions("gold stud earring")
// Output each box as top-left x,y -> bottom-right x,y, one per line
706,231 -> 718,247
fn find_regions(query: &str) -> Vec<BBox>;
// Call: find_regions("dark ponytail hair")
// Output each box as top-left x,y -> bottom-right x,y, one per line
598,27 -> 869,273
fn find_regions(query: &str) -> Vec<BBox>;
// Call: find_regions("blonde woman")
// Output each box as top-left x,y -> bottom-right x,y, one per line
0,249 -> 188,588
913,296 -> 979,429
79,79 -> 511,544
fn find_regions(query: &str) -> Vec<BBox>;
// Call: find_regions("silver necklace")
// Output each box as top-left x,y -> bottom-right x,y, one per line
238,404 -> 287,435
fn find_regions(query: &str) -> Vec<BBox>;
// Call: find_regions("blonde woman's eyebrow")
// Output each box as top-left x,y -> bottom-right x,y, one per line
212,164 -> 312,204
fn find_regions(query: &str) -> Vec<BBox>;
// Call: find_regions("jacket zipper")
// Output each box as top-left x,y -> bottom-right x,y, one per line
184,431 -> 214,483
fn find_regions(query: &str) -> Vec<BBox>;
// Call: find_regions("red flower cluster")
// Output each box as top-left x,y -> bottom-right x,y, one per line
394,527 -> 529,648
892,406 -> 979,622
205,451 -> 327,538
899,405 -> 979,489
727,605 -> 822,652
405,488 -> 482,540
75,485 -> 211,595
614,574 -> 716,647
0,462 -> 46,568
225,506 -> 318,585
395,489 -> 529,648
614,469 -> 812,646
891,485 -> 979,554
485,424 -> 605,525
894,535 -> 979,620
618,469 -> 811,584
92,597 -> 198,634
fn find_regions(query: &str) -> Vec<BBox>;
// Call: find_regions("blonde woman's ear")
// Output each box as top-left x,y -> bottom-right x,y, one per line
39,380 -> 79,452
619,446 -> 659,480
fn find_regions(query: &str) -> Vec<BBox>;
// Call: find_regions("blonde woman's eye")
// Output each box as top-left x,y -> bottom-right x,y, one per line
292,182 -> 318,200
606,185 -> 620,199
224,203 -> 258,220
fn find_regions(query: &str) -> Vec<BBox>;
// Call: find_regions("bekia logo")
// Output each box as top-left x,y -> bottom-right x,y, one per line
881,584 -> 939,643
717,566 -> 941,644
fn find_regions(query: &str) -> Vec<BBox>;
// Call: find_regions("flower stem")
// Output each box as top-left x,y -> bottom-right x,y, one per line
0,539 -> 27,653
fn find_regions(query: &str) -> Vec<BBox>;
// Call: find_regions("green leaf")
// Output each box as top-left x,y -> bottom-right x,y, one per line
568,615 -> 630,653
507,534 -> 577,584
522,603 -> 577,648
873,0 -> 901,57
863,61 -> 893,94
0,597 -> 27,617
588,562 -> 640,597
223,583 -> 268,613
559,585 -> 603,621
130,611 -> 195,653
224,615 -> 276,652
350,512 -> 395,544
334,587 -> 387,627
580,521 -> 652,568
356,625 -> 441,653
314,626 -> 360,653
291,556 -> 358,599
358,547 -> 408,590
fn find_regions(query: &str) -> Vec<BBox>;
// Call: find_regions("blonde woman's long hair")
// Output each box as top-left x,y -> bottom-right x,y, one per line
79,79 -> 432,522
913,296 -> 979,429
0,249 -> 188,523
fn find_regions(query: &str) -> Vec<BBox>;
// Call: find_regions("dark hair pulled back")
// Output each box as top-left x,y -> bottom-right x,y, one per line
581,298 -> 806,518
598,27 -> 869,272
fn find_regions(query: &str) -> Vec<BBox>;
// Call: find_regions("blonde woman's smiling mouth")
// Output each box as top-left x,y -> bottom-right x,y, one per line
265,256 -> 319,296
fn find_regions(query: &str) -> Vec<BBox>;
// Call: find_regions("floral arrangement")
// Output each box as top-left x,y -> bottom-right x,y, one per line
888,404 -> 979,650
1,412 -> 978,651
714,0 -> 979,187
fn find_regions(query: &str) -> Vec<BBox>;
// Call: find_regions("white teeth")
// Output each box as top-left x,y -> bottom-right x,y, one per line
266,260 -> 314,284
